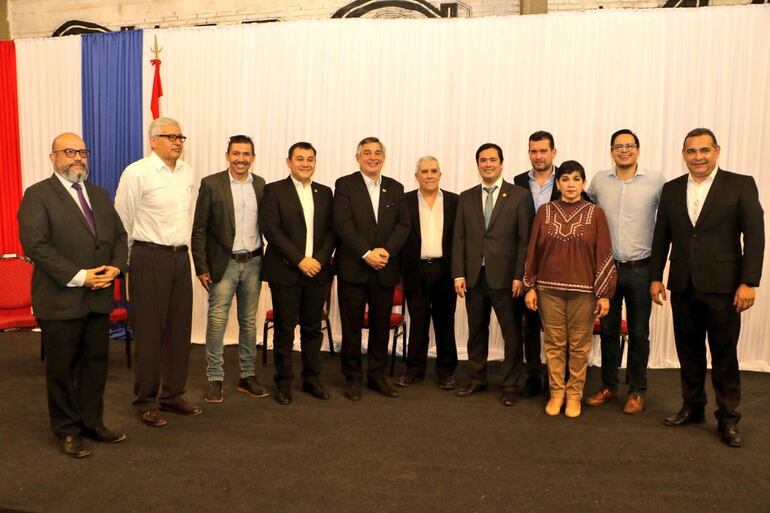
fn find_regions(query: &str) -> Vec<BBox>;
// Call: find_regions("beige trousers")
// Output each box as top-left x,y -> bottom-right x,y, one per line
537,288 -> 595,400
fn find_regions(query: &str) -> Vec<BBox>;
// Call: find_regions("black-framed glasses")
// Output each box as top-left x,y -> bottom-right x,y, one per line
611,143 -> 638,152
53,148 -> 90,158
155,134 -> 187,143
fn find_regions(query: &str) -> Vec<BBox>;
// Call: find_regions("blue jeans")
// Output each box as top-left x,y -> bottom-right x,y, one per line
205,257 -> 261,381
599,263 -> 652,394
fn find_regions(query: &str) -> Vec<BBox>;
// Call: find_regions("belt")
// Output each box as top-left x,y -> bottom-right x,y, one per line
421,257 -> 443,264
617,257 -> 650,269
133,240 -> 188,253
231,249 -> 262,262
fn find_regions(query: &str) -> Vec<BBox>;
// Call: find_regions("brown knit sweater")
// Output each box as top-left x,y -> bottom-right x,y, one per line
523,199 -> 617,298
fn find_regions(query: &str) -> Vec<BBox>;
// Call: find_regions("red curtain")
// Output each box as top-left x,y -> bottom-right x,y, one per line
0,41 -> 23,255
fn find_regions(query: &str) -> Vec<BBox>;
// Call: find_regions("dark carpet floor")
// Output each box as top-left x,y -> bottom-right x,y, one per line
0,331 -> 768,513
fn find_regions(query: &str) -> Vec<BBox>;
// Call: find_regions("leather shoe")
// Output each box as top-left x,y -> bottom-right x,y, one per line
438,376 -> 456,390
159,400 -> 203,416
139,408 -> 167,427
61,435 -> 90,458
274,386 -> 292,405
302,381 -> 330,400
623,394 -> 644,415
501,392 -> 516,407
395,375 -> 422,388
456,382 -> 487,397
237,376 -> 269,398
83,426 -> 127,443
367,378 -> 399,398
718,423 -> 742,448
663,408 -> 705,427
204,380 -> 223,403
343,381 -> 362,401
585,387 -> 618,406
520,375 -> 543,398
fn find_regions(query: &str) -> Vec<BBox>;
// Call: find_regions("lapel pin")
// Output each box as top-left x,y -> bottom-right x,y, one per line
502,193 -> 507,197
382,188 -> 387,192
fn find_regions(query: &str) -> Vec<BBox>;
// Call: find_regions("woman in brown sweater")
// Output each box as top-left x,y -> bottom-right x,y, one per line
524,160 -> 617,418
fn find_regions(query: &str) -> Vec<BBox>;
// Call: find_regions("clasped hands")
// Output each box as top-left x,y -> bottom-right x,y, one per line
365,248 -> 389,271
84,265 -> 120,290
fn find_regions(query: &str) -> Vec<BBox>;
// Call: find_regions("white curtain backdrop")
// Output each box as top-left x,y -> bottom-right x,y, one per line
14,6 -> 770,370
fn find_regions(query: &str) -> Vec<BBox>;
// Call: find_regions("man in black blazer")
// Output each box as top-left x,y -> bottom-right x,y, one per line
396,156 -> 458,389
260,142 -> 335,405
18,132 -> 128,458
512,130 -> 560,398
332,137 -> 411,400
453,143 -> 535,406
650,128 -> 764,447
191,135 -> 268,404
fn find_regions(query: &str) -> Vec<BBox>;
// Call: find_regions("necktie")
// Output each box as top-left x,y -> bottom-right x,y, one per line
483,185 -> 498,228
71,183 -> 96,236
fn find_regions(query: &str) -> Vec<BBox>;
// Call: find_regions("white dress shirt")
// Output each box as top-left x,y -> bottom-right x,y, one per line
417,189 -> 444,259
687,167 -> 718,226
54,172 -> 90,287
481,175 -> 504,210
229,171 -> 260,253
361,172 -> 382,223
291,176 -> 315,257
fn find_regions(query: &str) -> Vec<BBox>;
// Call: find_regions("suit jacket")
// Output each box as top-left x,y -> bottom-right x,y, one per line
17,175 -> 128,320
452,181 -> 535,289
401,189 -> 458,289
332,171 -> 411,287
260,176 -> 335,286
513,169 -> 561,203
650,169 -> 764,294
191,170 -> 266,283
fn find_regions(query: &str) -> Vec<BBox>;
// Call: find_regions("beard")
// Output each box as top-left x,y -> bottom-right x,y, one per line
57,161 -> 89,183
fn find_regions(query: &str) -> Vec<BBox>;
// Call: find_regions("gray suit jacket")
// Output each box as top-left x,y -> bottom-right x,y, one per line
191,170 -> 266,283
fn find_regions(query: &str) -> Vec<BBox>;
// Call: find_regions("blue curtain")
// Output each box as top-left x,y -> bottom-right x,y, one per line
82,30 -> 144,198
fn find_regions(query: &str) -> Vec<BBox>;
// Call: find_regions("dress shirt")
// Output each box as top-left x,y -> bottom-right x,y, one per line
115,152 -> 194,248
481,175 -> 504,211
587,167 -> 665,262
360,171 -> 383,259
291,176 -> 315,257
229,171 -> 260,253
526,169 -> 555,213
687,167 -> 718,226
54,172 -> 90,287
417,189 -> 444,259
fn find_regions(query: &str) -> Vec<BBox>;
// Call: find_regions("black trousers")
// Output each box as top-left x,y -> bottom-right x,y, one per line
269,280 -> 326,386
39,313 -> 110,438
516,296 -> 544,380
670,281 -> 742,424
129,244 -> 193,412
464,269 -> 524,391
403,260 -> 457,380
338,274 -> 394,380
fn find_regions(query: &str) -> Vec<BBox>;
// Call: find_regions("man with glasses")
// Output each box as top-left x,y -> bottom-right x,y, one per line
19,133 -> 128,457
116,117 -> 202,427
192,135 -> 268,404
650,128 -> 764,447
585,129 -> 665,415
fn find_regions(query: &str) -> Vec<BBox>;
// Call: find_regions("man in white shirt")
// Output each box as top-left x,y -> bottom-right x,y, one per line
115,117 -> 201,427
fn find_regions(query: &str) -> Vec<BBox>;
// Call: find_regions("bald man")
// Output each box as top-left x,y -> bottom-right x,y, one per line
18,133 -> 128,458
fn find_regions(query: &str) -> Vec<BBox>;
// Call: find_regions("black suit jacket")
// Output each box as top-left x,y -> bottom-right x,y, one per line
18,175 -> 128,320
332,172 -> 411,287
452,181 -> 535,289
401,189 -> 458,289
260,177 -> 335,286
191,170 -> 266,283
513,169 -> 560,203
650,169 -> 764,294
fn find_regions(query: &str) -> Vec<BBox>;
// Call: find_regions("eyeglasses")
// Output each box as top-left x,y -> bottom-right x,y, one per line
155,134 -> 187,143
53,148 -> 90,158
611,144 -> 638,152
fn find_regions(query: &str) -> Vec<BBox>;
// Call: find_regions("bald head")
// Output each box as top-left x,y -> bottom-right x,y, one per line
50,132 -> 89,183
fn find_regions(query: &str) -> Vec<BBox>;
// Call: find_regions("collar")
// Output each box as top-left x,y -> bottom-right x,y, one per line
228,170 -> 254,185
417,189 -> 443,200
688,166 -> 718,185
481,175 -> 504,190
290,175 -> 312,189
360,171 -> 382,187
150,151 -> 184,173
527,168 -> 555,183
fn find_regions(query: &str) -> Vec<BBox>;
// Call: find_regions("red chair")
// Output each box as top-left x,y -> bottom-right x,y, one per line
110,277 -> 132,368
363,282 -> 407,377
0,255 -> 39,355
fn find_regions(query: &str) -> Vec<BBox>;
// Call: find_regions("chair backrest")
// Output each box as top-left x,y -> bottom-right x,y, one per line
0,255 -> 33,310
392,283 -> 405,309
113,277 -> 125,303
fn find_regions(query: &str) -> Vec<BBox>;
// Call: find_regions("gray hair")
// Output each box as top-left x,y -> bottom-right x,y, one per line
356,136 -> 386,157
415,155 -> 440,174
148,117 -> 182,138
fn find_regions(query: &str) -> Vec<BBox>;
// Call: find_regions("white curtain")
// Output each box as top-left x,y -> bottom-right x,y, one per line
14,6 -> 770,370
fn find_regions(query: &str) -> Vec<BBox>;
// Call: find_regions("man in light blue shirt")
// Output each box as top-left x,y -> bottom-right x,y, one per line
585,129 -> 665,415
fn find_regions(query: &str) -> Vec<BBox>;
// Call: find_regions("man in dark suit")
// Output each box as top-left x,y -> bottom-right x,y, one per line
453,143 -> 535,406
650,128 -> 764,448
332,136 -> 411,400
192,135 -> 268,404
396,156 -> 458,390
512,130 -> 560,398
261,142 -> 335,405
18,132 -> 128,458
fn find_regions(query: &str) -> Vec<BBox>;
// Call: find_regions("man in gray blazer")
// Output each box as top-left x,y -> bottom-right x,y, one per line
453,143 -> 535,406
191,135 -> 268,403
18,132 -> 128,458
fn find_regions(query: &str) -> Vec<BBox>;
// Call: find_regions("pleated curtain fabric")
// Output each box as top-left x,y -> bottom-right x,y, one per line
0,41 -> 24,255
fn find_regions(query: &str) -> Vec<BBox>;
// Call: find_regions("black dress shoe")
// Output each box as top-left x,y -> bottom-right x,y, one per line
343,381 -> 362,401
501,392 -> 516,407
395,375 -> 420,388
718,423 -> 742,447
302,381 -> 330,400
367,378 -> 399,397
83,426 -> 127,443
456,382 -> 487,397
274,386 -> 292,405
61,435 -> 90,458
438,376 -> 456,390
520,375 -> 543,398
663,408 -> 705,427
